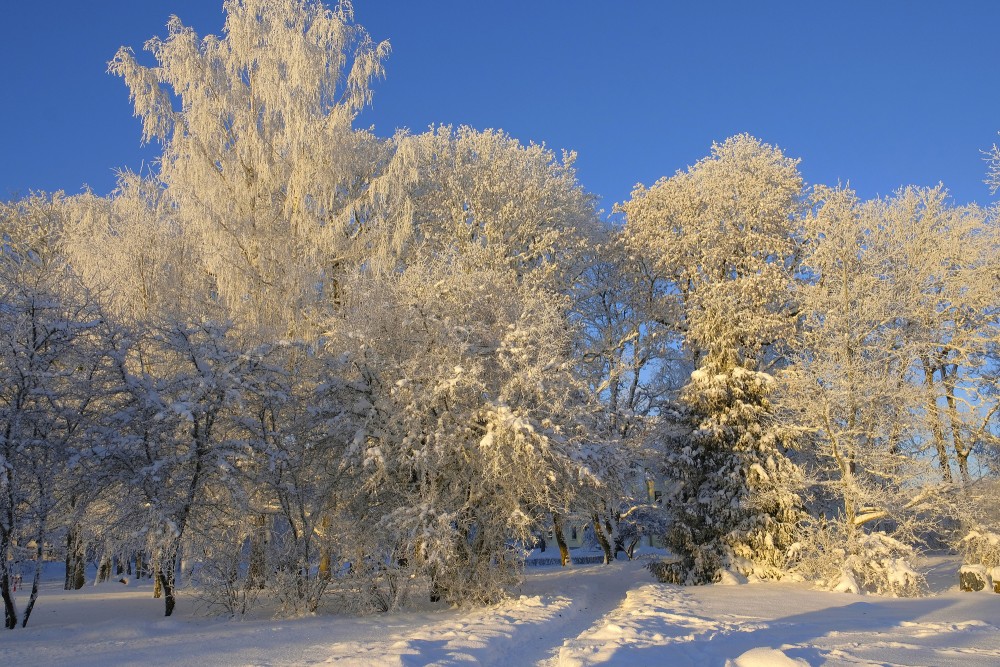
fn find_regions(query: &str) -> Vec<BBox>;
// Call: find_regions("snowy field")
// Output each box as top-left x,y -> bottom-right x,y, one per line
2,556 -> 999,666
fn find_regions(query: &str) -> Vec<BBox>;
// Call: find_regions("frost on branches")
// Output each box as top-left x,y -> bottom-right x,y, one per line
109,0 -> 390,338
0,196 -> 121,628
780,184 -> 999,595
4,0 -> 999,627
365,124 -> 600,294
621,134 -> 803,368
335,253 -> 599,605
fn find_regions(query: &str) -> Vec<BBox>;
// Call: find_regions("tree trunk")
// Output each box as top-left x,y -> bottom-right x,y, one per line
247,514 -> 268,589
316,514 -> 331,583
625,536 -> 640,560
64,526 -> 86,590
0,544 -> 17,629
606,516 -> 625,559
429,565 -> 442,603
98,557 -> 112,583
592,513 -> 614,565
20,540 -> 45,628
922,358 -> 953,483
552,514 -> 570,567
157,552 -> 178,617
943,366 -> 972,487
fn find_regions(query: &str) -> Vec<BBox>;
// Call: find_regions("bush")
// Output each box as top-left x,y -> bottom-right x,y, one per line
188,527 -> 264,618
960,530 -> 1000,569
791,520 -> 925,596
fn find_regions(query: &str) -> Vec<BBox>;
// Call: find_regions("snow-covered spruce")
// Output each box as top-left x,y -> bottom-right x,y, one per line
651,352 -> 803,584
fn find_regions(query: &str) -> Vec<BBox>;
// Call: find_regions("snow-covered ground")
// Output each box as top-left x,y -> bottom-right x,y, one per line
2,555 -> 999,666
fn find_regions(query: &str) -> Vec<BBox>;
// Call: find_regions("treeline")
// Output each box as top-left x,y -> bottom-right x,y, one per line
2,0 -> 999,629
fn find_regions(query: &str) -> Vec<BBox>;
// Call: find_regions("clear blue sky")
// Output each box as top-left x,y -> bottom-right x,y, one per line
2,1 -> 998,213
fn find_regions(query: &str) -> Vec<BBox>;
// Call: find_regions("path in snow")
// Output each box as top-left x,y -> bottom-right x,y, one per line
307,561 -> 646,665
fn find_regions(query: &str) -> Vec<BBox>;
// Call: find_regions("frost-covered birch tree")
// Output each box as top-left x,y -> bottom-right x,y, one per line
62,174 -> 214,325
881,187 -> 1000,486
784,186 -> 920,528
782,185 -> 998,594
110,0 -> 390,338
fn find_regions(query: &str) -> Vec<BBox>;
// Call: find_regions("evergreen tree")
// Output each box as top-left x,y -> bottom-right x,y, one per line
623,135 -> 805,584
657,350 -> 801,584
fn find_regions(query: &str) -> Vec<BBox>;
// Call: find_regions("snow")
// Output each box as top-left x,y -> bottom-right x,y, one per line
2,556 -> 999,666
728,648 -> 809,667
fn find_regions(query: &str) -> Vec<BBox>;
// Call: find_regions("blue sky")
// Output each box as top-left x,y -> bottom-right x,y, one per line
2,1 -> 998,214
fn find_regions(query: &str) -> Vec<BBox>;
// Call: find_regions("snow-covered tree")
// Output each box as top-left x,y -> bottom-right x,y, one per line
652,352 -> 802,584
780,184 -> 1000,593
622,133 -> 803,368
575,229 -> 676,446
62,174 -> 215,324
572,229 -> 677,563
0,195 -> 121,628
365,125 -> 601,293
784,185 -> 922,526
232,344 -> 362,616
110,0 -> 390,338
102,320 -> 267,617
623,135 -> 805,583
879,187 -> 1000,486
335,252 -> 599,604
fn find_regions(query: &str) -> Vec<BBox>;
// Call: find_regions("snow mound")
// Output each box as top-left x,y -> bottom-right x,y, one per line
727,647 -> 809,667
717,569 -> 749,585
833,571 -> 860,594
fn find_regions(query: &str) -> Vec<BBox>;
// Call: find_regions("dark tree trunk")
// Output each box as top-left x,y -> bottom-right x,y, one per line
0,510 -> 17,628
247,514 -> 268,589
98,557 -> 112,583
922,358 -> 953,484
19,535 -> 46,628
942,365 -> 972,487
553,514 -> 570,567
429,565 -> 442,603
157,553 -> 177,617
1,564 -> 17,629
64,527 -> 86,590
592,513 -> 614,565
316,515 -> 330,585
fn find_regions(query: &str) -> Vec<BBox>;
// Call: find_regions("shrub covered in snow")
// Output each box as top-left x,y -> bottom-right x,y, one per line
791,520 -> 925,596
189,527 -> 264,618
960,530 -> 1000,569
